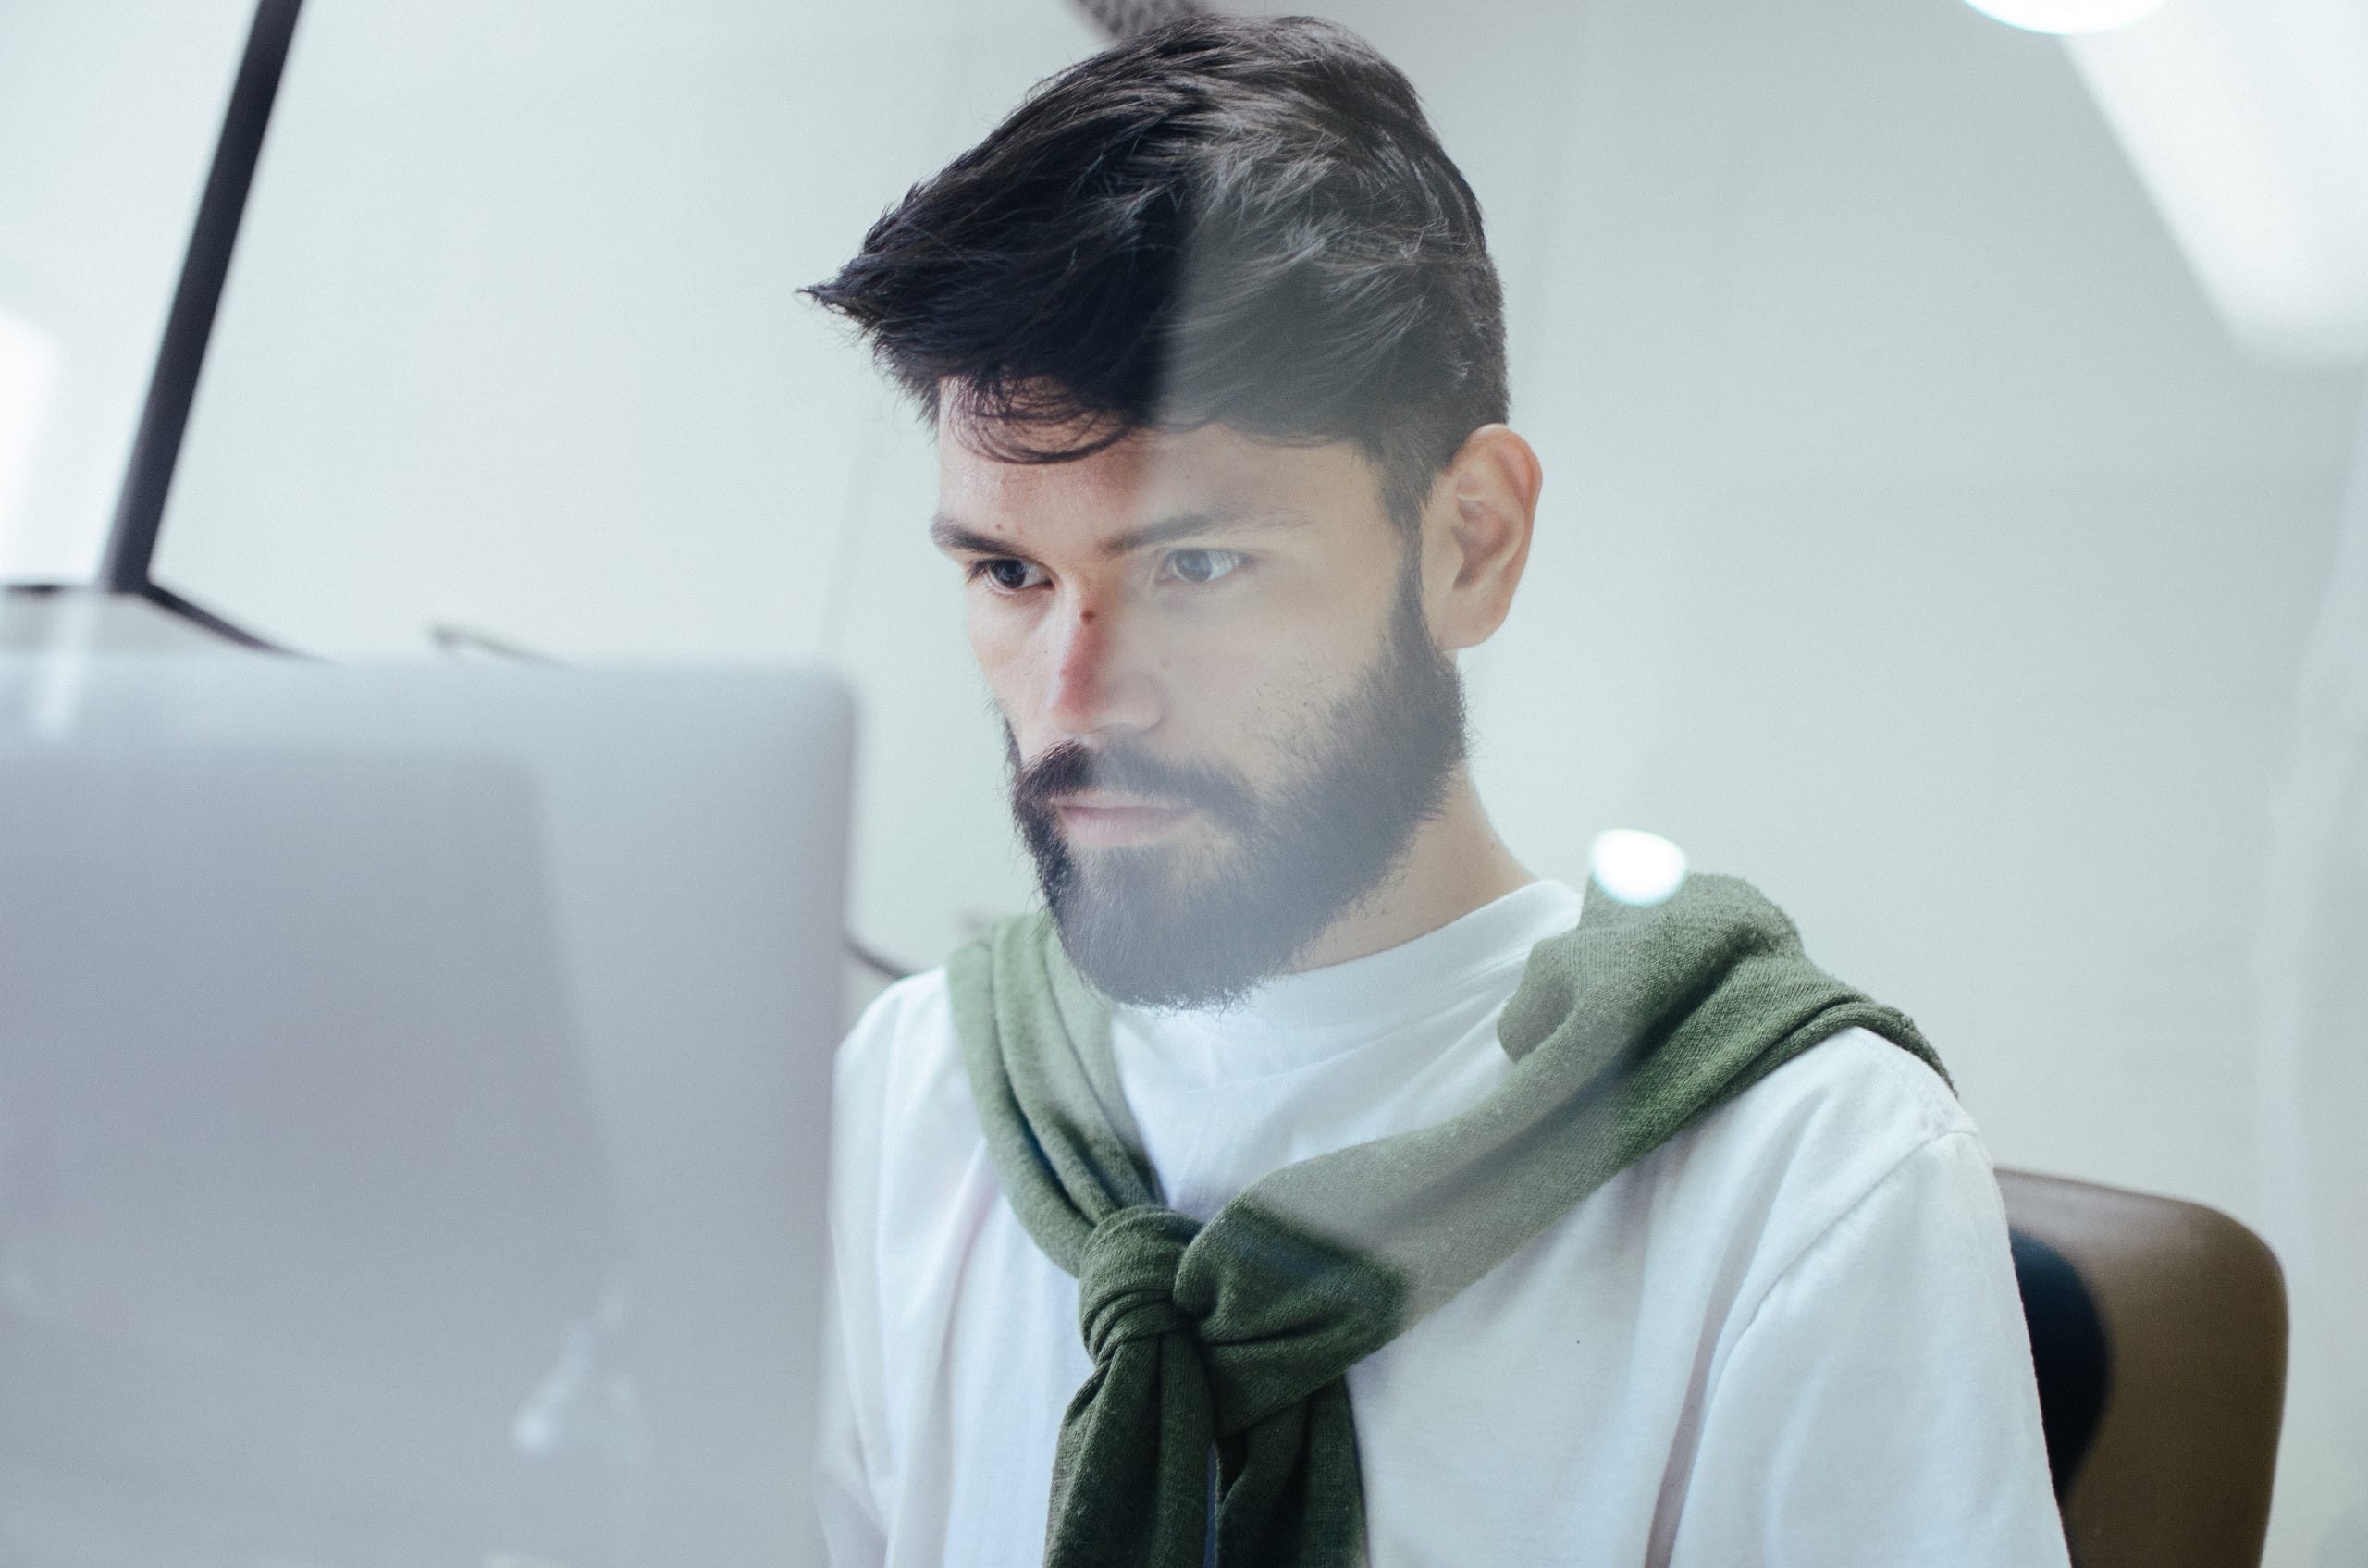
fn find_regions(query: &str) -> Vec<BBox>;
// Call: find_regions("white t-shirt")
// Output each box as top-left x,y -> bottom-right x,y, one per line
817,880 -> 2072,1567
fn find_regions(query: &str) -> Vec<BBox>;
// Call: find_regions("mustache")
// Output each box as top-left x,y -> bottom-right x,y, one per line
1010,738 -> 1258,831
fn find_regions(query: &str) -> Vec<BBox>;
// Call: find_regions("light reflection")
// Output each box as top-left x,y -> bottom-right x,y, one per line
0,308 -> 58,552
2067,0 -> 2368,361
1964,0 -> 2169,32
1588,829 -> 1689,907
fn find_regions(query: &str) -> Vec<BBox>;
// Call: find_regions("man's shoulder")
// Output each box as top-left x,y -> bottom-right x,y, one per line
1721,1025 -> 1972,1166
1648,1026 -> 1990,1276
841,965 -> 958,1077
835,965 -> 983,1164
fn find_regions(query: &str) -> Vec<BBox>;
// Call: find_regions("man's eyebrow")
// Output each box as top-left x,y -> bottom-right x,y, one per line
929,514 -> 1014,556
929,505 -> 1301,560
1098,506 -> 1297,557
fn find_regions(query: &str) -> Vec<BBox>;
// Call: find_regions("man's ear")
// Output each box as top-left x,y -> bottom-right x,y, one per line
1420,425 -> 1542,652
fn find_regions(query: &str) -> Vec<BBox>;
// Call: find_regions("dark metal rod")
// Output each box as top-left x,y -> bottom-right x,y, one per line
100,0 -> 304,594
846,934 -> 916,982
138,581 -> 290,653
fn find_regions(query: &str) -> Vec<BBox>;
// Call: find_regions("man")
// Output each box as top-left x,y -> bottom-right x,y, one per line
808,16 -> 2067,1567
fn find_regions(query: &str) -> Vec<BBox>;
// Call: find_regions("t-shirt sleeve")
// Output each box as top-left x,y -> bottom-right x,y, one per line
812,986 -> 906,1568
1663,1128 -> 2072,1568
815,1281 -> 888,1566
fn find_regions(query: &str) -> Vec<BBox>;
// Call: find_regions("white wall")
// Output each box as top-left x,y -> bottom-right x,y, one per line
44,0 -> 2367,1558
0,0 -> 253,580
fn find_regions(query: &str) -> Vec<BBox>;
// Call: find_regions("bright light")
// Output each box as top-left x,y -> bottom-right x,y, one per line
1964,0 -> 2169,32
1588,829 -> 1690,907
2068,0 -> 2368,361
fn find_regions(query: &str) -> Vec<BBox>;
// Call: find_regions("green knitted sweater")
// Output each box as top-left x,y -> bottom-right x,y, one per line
945,873 -> 1945,1568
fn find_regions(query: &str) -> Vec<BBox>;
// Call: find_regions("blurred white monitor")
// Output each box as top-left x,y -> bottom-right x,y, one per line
0,655 -> 852,1568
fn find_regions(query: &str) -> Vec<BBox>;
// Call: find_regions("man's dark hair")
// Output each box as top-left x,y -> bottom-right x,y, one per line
806,15 -> 1507,529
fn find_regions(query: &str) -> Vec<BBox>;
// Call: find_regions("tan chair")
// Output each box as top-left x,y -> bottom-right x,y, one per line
1998,1169 -> 2288,1568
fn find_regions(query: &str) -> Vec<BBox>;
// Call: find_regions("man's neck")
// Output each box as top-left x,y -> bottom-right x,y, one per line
1287,770 -> 1535,973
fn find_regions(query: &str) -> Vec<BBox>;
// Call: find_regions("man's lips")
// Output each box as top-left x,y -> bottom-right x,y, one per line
1054,797 -> 1197,849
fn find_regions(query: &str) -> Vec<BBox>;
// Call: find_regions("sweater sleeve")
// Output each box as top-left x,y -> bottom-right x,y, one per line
1661,1129 -> 2072,1568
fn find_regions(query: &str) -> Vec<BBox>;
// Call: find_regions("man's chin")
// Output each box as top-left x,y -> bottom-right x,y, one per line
1042,852 -> 1287,1009
1054,838 -> 1228,910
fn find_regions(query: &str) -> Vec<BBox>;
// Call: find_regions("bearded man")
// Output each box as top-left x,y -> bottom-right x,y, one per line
807,16 -> 2069,1567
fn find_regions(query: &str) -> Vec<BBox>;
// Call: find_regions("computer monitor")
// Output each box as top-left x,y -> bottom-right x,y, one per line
0,655 -> 851,1568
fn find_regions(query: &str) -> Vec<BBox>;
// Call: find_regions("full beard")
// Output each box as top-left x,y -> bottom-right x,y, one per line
1007,568 -> 1468,1009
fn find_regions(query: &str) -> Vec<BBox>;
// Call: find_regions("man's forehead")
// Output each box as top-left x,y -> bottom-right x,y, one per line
941,436 -> 1167,526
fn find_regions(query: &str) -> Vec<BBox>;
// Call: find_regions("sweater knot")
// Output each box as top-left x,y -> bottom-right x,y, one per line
1078,1205 -> 1202,1362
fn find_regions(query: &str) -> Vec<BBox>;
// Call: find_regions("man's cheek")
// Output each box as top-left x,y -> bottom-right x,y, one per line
979,661 -> 1037,737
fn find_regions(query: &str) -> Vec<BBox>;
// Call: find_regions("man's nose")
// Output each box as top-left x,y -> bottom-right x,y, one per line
1041,589 -> 1161,738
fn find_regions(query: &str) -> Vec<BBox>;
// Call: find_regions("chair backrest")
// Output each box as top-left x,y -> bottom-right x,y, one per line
1998,1168 -> 2288,1568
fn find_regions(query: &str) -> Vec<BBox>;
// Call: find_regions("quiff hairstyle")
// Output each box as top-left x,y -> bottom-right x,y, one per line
806,15 -> 1508,530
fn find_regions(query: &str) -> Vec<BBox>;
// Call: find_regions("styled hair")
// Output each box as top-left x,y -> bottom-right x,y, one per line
805,15 -> 1508,529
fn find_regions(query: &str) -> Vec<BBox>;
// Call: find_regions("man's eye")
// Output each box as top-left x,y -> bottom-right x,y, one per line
974,558 -> 1047,592
1163,548 -> 1246,586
